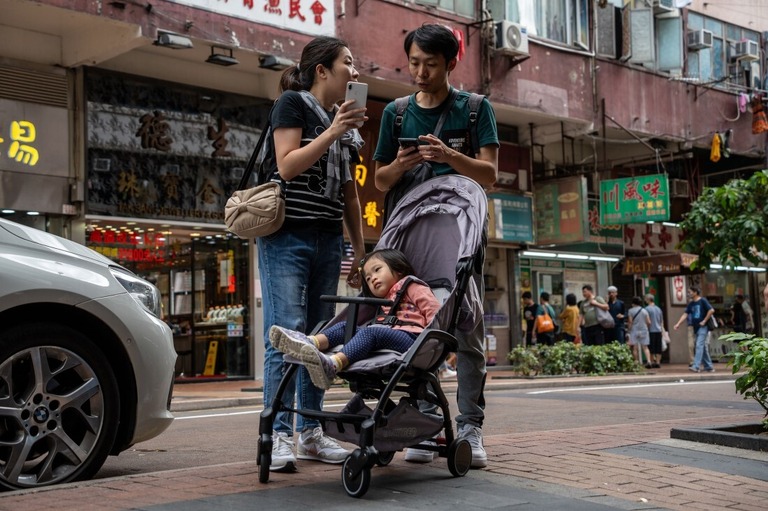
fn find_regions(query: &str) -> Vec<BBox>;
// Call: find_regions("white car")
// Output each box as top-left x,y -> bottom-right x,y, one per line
0,218 -> 176,490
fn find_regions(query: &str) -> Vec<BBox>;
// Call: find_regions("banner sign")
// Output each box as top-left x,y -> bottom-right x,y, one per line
534,176 -> 588,245
600,174 -> 670,224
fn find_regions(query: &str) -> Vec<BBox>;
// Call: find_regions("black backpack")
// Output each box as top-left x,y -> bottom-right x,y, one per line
393,91 -> 485,156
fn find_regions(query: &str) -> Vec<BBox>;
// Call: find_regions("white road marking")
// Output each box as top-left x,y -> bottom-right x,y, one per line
175,400 -> 375,420
527,380 -> 735,395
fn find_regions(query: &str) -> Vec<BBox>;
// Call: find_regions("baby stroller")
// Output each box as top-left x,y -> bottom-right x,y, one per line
257,174 -> 487,498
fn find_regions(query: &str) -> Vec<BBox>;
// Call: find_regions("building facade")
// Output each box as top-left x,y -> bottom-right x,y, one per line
1,0 -> 766,373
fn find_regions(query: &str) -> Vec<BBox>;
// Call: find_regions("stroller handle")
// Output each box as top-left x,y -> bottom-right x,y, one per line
320,295 -> 393,307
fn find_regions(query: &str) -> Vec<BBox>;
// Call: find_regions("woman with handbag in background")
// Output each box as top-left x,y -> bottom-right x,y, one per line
257,36 -> 367,474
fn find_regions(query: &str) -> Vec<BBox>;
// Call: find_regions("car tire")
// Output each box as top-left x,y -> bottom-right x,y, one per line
0,322 -> 120,490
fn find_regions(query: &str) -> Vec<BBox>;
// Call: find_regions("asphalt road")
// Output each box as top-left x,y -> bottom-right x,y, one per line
97,378 -> 760,479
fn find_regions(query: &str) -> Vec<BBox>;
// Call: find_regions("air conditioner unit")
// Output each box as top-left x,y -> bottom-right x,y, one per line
653,0 -> 675,13
495,21 -> 529,57
733,40 -> 760,61
687,29 -> 713,51
670,179 -> 689,199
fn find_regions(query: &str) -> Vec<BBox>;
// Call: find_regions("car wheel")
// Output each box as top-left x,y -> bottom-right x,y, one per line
0,323 -> 120,490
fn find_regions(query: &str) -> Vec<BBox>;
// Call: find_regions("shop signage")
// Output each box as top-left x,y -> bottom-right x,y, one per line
624,222 -> 681,253
168,0 -> 334,36
488,192 -> 534,243
534,176 -> 588,245
622,253 -> 699,276
600,174 -> 670,224
0,98 -> 68,176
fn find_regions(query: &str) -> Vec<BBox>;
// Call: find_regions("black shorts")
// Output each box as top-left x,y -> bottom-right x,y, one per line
649,332 -> 663,354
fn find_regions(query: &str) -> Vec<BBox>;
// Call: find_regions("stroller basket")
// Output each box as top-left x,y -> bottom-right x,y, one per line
325,394 -> 443,453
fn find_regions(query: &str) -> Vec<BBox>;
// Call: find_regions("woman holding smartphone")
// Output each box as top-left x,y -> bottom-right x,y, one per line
257,36 -> 368,473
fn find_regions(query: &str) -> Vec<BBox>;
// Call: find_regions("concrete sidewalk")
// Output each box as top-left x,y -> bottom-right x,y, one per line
1,364 -> 765,511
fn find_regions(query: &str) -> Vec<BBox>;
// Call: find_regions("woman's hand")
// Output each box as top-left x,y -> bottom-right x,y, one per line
346,265 -> 362,289
331,99 -> 368,135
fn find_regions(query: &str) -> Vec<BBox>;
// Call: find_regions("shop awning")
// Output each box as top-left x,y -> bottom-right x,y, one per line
622,253 -> 699,275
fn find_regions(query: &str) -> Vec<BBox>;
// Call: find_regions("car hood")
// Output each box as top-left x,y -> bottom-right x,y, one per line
0,218 -> 118,268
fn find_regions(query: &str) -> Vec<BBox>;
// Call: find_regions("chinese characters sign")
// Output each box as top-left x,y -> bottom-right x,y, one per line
0,99 -> 68,176
600,174 -> 670,224
534,176 -> 588,245
488,193 -> 534,243
169,0 -> 334,36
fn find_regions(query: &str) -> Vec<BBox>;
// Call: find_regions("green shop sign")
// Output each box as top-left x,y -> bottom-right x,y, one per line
599,174 -> 670,224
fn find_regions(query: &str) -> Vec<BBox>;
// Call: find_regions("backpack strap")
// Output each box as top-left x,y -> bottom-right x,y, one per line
393,91 -> 484,155
467,92 -> 484,156
393,95 -> 412,140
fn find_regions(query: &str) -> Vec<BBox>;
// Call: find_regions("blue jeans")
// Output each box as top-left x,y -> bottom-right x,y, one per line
692,325 -> 714,371
258,228 -> 343,435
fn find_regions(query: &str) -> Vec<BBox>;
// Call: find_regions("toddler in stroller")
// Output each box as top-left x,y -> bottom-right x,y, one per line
257,174 -> 487,498
269,248 -> 441,390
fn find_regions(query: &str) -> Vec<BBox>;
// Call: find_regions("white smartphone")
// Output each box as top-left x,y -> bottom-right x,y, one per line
345,81 -> 368,127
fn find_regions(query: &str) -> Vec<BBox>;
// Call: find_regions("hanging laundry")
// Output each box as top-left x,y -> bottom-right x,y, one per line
751,93 -> 768,134
722,129 -> 732,158
739,93 -> 749,113
710,132 -> 721,162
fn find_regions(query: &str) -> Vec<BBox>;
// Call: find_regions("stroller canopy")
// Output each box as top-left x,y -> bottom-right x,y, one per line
376,175 -> 488,334
377,174 -> 487,290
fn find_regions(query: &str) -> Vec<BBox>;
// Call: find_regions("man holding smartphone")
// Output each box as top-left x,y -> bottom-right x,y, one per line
373,23 -> 499,469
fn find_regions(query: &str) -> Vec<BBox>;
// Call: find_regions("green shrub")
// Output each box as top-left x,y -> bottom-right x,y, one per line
507,345 -> 541,376
724,333 -> 768,430
506,341 -> 641,376
540,341 -> 580,375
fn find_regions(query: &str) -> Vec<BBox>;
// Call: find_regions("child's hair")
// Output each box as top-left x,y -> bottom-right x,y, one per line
566,293 -> 577,306
359,248 -> 415,296
403,23 -> 459,65
279,36 -> 349,93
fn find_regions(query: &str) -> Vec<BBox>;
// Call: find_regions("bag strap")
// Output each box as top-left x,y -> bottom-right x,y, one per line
237,104 -> 279,191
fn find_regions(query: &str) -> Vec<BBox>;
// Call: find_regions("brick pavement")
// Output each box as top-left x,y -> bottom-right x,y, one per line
1,365 -> 765,510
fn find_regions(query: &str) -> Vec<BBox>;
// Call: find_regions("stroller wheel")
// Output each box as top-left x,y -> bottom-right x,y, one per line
447,438 -> 472,477
257,437 -> 271,483
375,451 -> 395,466
342,454 -> 371,498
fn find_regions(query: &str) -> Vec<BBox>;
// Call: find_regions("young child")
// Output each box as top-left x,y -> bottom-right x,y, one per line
269,248 -> 441,389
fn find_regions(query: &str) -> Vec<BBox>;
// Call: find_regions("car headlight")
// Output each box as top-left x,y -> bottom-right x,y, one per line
110,268 -> 163,318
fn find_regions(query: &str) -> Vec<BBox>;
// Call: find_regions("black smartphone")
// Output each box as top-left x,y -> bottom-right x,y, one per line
398,137 -> 421,149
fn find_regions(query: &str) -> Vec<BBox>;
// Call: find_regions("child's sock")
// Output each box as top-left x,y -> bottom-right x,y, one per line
330,354 -> 344,371
308,336 -> 320,349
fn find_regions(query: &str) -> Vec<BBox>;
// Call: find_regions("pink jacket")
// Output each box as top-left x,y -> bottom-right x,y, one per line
379,277 -> 440,334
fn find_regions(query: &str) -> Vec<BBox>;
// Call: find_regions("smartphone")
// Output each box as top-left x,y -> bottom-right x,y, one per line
345,81 -> 368,127
398,137 -> 421,149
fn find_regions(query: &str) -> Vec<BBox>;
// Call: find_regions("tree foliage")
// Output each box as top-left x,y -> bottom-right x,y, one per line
678,170 -> 768,270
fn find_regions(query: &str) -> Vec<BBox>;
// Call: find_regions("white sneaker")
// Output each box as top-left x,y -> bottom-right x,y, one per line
297,427 -> 349,464
404,439 -> 437,463
270,431 -> 297,472
458,425 -> 487,468
439,367 -> 457,380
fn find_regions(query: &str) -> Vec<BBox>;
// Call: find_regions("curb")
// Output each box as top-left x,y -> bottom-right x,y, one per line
170,371 -> 737,412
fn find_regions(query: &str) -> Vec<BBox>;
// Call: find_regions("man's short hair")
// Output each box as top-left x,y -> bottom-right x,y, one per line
522,291 -> 532,299
582,284 -> 593,292
689,286 -> 701,295
404,23 -> 459,64
607,286 -> 618,293
645,294 -> 655,303
540,291 -> 550,301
